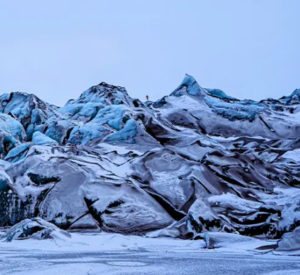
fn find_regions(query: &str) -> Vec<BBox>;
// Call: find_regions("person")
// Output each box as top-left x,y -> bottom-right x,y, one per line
146,95 -> 149,101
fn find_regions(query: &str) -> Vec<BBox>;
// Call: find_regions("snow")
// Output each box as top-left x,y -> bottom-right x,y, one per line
1,217 -> 71,242
281,148 -> 300,162
2,76 -> 300,262
208,193 -> 262,214
0,232 -> 299,275
187,198 -> 229,234
276,226 -> 300,255
0,231 -> 201,252
202,232 -> 274,251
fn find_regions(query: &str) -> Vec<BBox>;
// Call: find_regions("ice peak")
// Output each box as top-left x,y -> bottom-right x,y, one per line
280,88 -> 300,104
97,82 -> 127,93
170,74 -> 207,98
67,81 -> 133,107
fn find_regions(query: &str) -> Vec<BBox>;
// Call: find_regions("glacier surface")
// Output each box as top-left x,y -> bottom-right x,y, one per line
1,75 -> 300,254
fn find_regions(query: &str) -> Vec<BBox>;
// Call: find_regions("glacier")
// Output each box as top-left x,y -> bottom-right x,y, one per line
1,75 -> 300,255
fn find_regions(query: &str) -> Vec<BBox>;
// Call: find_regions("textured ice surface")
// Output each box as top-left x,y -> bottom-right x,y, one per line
1,217 -> 70,242
4,142 -> 31,162
0,92 -> 58,141
0,231 -> 299,275
32,131 -> 58,145
202,232 -> 272,250
276,226 -> 300,255
1,76 -> 300,254
171,74 -> 207,97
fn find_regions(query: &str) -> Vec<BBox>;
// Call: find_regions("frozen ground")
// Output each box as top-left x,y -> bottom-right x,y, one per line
1,248 -> 300,275
0,232 -> 300,275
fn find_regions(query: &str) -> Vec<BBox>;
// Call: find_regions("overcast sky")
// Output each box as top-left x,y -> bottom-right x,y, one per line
1,0 -> 299,106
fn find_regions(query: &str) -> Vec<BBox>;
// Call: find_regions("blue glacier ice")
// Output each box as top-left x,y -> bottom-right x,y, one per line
91,105 -> 131,130
68,124 -> 110,145
0,75 -> 300,249
105,119 -> 138,144
170,74 -> 206,97
204,96 -> 266,121
280,89 -> 300,104
0,113 -> 26,141
205,88 -> 237,101
32,131 -> 58,146
44,119 -> 75,144
4,143 -> 31,162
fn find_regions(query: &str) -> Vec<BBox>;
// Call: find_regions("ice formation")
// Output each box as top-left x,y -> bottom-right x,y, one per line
1,217 -> 70,242
0,75 -> 300,252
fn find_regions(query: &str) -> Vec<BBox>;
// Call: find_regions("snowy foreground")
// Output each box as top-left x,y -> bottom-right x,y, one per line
1,232 -> 300,275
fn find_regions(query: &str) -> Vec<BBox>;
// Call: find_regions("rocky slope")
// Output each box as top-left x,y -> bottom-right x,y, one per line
1,75 -> 300,242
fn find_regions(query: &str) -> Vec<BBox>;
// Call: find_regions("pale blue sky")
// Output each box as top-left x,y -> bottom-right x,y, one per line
1,0 -> 299,106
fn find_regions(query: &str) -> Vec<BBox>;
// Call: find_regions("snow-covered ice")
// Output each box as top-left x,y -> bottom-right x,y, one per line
1,75 -> 300,273
0,231 -> 299,275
